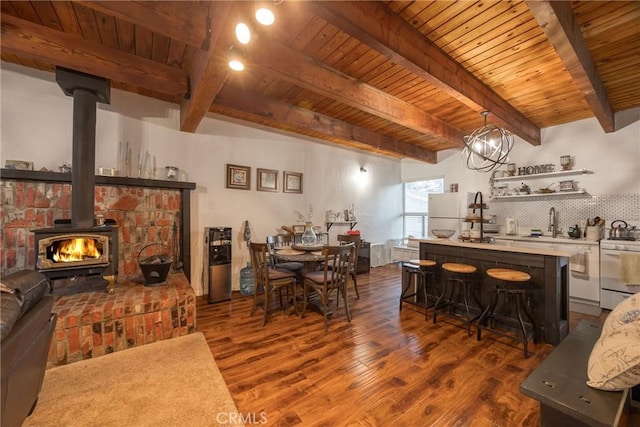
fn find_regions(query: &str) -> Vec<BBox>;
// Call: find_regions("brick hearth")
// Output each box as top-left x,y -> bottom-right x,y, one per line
1,171 -> 197,366
48,272 -> 195,367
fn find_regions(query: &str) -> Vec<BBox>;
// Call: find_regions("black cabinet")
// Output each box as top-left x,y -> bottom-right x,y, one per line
357,241 -> 370,274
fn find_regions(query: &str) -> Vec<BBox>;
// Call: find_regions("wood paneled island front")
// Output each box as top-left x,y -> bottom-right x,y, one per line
416,238 -> 571,345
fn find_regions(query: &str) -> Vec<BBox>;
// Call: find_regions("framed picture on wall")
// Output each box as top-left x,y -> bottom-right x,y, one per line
283,171 -> 303,194
257,168 -> 278,192
226,164 -> 251,190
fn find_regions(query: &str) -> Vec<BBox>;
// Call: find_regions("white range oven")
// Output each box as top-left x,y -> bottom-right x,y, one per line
600,238 -> 640,310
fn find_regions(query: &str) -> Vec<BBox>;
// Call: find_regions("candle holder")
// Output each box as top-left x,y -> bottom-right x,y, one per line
560,155 -> 571,171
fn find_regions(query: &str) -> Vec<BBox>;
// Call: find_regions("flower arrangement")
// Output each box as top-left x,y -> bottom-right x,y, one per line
295,204 -> 314,223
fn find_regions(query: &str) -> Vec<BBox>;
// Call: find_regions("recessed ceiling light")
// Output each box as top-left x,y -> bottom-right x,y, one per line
255,5 -> 275,26
235,22 -> 251,45
228,47 -> 246,71
228,59 -> 245,72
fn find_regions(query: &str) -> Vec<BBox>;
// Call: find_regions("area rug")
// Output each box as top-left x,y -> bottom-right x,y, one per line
23,332 -> 244,427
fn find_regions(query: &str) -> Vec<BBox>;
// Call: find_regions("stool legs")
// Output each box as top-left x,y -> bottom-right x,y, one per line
477,286 -> 538,358
433,273 -> 480,336
400,267 -> 427,311
400,265 -> 436,320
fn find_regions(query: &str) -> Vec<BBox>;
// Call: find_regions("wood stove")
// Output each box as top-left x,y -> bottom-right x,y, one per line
32,67 -> 117,293
33,224 -> 118,293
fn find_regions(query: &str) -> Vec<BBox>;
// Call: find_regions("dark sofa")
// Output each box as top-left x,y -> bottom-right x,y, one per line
1,270 -> 57,427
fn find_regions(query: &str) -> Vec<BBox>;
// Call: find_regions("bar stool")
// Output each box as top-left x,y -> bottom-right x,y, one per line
400,259 -> 436,320
477,268 -> 538,358
433,262 -> 480,336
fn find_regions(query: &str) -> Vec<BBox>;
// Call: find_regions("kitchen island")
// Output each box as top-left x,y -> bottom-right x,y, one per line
416,238 -> 572,345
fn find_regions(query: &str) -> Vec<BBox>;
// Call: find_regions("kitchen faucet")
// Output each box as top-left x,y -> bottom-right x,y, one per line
548,207 -> 559,238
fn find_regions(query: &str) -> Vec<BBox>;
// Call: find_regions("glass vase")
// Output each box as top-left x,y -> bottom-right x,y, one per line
301,222 -> 318,245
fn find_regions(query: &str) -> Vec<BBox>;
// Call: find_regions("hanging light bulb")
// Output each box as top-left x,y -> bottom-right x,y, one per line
228,47 -> 246,71
255,2 -> 275,26
461,111 -> 514,172
235,22 -> 251,45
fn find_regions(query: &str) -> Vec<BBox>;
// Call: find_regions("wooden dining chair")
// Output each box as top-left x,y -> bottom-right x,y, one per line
250,242 -> 298,326
332,234 -> 362,304
302,243 -> 354,332
266,234 -> 305,276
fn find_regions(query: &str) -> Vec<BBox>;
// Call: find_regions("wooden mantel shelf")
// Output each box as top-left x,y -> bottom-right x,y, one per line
0,168 -> 196,190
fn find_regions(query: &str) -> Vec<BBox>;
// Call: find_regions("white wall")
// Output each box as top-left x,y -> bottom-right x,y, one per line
0,63 -> 402,295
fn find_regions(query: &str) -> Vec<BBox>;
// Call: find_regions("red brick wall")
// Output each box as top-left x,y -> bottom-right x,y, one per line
0,179 -> 182,282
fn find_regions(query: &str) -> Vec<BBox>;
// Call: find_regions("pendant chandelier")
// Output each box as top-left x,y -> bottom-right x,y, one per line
461,111 -> 514,172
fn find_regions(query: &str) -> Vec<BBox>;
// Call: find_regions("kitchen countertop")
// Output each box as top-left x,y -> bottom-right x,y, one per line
417,237 -> 575,257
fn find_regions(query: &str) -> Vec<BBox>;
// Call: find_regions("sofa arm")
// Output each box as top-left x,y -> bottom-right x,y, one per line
0,293 -> 22,341
1,296 -> 56,427
1,270 -> 49,317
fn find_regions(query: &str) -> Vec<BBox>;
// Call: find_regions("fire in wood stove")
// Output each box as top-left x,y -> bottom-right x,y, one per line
34,225 -> 119,294
41,234 -> 107,267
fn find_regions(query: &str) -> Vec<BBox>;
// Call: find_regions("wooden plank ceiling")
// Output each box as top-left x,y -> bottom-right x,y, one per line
1,1 -> 639,164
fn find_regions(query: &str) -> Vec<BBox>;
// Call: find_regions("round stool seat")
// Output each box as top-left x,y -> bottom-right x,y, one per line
486,268 -> 530,282
408,259 -> 437,268
442,262 -> 477,274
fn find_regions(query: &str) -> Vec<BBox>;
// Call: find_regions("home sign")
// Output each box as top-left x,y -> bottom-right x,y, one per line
517,163 -> 555,176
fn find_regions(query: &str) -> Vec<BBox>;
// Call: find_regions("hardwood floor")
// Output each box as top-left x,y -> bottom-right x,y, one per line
196,264 -> 603,427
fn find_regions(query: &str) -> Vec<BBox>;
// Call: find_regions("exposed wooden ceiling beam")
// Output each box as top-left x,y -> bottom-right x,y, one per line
305,1 -> 541,146
76,0 -> 209,49
248,38 -> 466,149
0,14 -> 187,97
526,0 -> 615,132
179,1 -> 232,133
212,85 -> 437,164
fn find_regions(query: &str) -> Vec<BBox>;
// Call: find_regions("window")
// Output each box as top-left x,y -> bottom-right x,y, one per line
403,177 -> 444,237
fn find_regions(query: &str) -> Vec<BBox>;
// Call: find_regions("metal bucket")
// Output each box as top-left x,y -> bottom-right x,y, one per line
137,243 -> 172,285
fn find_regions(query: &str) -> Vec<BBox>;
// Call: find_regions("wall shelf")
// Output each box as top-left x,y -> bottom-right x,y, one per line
326,221 -> 358,231
492,189 -> 587,200
493,168 -> 590,182
0,168 -> 196,190
491,168 -> 592,199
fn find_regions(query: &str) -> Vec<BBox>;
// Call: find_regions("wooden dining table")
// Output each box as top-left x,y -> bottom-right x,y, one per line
272,245 -> 325,271
271,245 -> 330,315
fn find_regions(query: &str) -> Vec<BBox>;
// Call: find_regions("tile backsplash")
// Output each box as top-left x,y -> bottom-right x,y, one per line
489,193 -> 640,234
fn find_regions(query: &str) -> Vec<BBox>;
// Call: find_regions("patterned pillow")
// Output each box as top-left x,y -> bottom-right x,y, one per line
587,293 -> 640,391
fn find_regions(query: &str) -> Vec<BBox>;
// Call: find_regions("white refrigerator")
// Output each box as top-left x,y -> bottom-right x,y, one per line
427,193 -> 473,238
